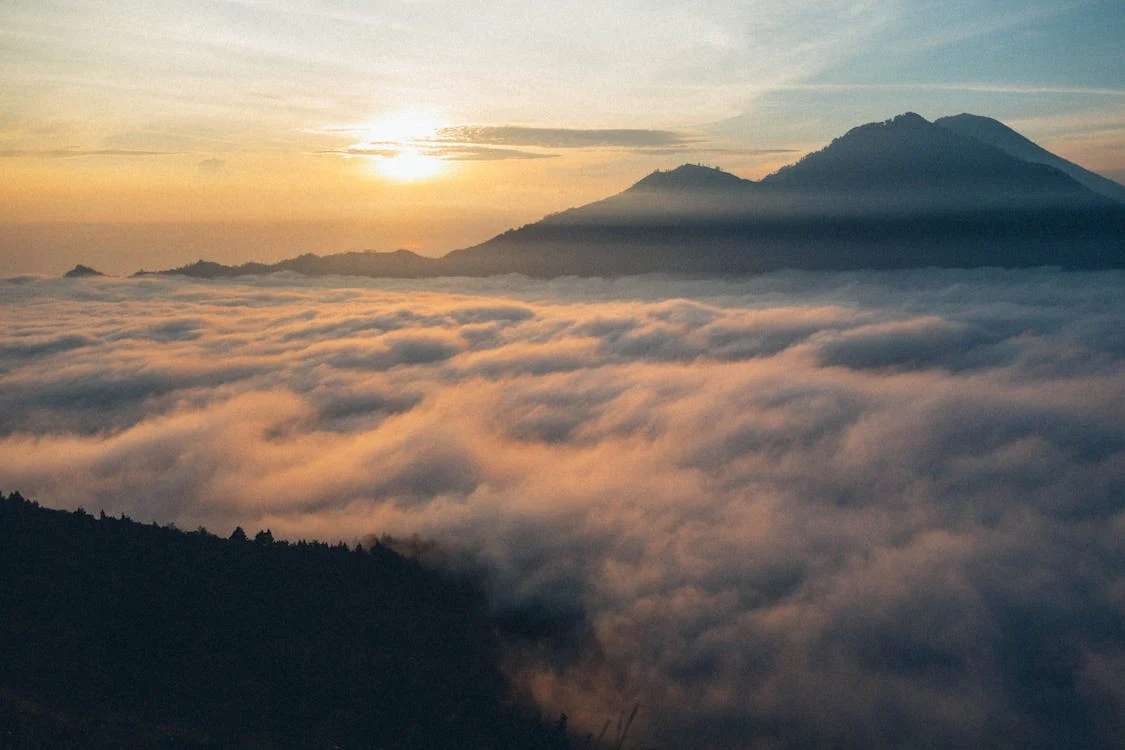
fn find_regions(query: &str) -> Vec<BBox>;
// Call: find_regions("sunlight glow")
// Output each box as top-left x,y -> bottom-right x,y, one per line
373,148 -> 446,181
361,112 -> 442,144
358,111 -> 448,182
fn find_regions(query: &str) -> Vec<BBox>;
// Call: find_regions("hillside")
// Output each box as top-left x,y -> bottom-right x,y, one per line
935,113 -> 1125,205
0,491 -> 572,749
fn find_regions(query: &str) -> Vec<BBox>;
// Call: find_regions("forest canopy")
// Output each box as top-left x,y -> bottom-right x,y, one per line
0,491 -> 573,749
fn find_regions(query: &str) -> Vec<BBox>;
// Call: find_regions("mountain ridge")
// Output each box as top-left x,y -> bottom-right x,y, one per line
146,112 -> 1125,279
757,111 -> 1111,212
934,113 -> 1125,205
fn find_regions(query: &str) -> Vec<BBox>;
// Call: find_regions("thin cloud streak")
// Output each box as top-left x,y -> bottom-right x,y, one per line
0,149 -> 178,158
429,126 -> 703,149
879,2 -> 1080,55
430,146 -> 558,161
329,145 -> 557,161
774,82 -> 1125,97
328,124 -> 723,162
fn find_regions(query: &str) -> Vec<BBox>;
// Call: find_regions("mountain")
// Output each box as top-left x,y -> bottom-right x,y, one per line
631,162 -> 754,192
760,112 -> 1114,213
536,163 -> 763,224
442,113 -> 1124,275
62,264 -> 105,278
935,113 -> 1125,205
154,250 -> 442,280
154,113 -> 1125,279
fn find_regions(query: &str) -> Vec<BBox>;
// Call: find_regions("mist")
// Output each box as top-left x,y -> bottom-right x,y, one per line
3,269 -> 1124,748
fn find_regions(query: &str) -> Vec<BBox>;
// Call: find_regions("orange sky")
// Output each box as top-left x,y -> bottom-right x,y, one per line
2,0 -> 1123,275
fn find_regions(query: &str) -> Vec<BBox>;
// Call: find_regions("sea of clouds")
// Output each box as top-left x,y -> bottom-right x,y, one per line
3,268 -> 1125,749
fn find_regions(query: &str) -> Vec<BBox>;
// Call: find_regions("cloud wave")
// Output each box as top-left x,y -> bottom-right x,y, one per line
2,269 -> 1124,749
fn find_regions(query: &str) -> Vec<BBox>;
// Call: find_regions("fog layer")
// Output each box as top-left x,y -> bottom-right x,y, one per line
3,269 -> 1124,749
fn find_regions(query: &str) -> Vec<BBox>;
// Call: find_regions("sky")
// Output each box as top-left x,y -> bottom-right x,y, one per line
4,269 -> 1125,748
2,0 -> 1125,274
6,9 -> 1125,746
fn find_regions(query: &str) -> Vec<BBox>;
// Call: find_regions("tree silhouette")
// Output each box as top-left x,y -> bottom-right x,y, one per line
0,491 -> 572,749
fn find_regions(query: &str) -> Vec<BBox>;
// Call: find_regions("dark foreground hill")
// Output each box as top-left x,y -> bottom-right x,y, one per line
0,492 -> 572,750
149,112 -> 1125,280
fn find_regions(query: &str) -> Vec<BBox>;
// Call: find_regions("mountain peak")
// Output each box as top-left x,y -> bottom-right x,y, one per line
888,111 -> 928,126
831,112 -> 931,140
839,111 -> 933,141
630,164 -> 754,192
761,112 -> 974,189
937,112 -> 997,125
759,111 -> 1110,210
63,264 -> 105,278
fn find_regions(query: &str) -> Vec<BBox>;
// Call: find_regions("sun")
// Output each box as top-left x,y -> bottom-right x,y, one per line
357,111 -> 448,182
374,148 -> 445,182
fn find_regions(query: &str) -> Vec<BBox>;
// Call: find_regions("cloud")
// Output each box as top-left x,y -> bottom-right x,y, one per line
0,334 -> 94,365
314,389 -> 422,430
328,146 -> 402,158
325,332 -> 463,371
146,318 -> 205,342
811,316 -> 1010,371
197,158 -> 226,174
2,270 -> 1124,749
430,126 -> 702,149
333,144 -> 556,161
632,146 -> 801,156
0,149 -> 175,158
432,146 -> 558,161
331,124 -> 717,162
777,82 -> 1125,98
449,304 -> 535,324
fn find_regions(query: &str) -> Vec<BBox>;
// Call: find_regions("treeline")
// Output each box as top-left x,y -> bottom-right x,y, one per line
0,492 -> 572,749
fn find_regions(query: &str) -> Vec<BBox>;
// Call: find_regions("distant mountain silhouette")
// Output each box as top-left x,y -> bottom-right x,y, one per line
630,163 -> 757,193
935,113 -> 1125,205
150,250 -> 441,280
63,264 -> 104,278
760,112 -> 1112,212
152,112 -> 1125,279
